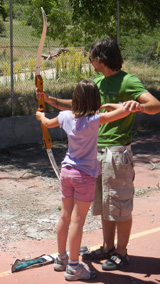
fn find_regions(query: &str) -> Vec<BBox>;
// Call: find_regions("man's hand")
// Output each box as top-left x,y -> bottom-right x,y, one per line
36,88 -> 48,102
123,100 -> 143,113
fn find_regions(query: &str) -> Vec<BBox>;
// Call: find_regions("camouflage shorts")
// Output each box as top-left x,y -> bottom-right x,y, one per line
91,145 -> 135,221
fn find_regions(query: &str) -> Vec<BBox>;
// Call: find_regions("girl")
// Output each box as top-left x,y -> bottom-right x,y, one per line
36,80 -> 129,281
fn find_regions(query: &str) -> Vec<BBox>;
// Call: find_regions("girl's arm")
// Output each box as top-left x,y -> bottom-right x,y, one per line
36,89 -> 72,111
100,106 -> 130,125
100,103 -> 123,112
36,111 -> 60,128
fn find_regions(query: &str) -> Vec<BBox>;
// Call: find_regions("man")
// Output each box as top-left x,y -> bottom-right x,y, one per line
36,38 -> 160,271
81,38 -> 160,271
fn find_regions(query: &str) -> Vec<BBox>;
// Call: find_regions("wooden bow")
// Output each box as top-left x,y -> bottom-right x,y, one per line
35,7 -> 60,180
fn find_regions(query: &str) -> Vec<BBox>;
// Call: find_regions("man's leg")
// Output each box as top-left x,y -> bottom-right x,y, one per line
116,218 -> 132,256
101,216 -> 116,251
102,215 -> 132,255
102,217 -> 132,270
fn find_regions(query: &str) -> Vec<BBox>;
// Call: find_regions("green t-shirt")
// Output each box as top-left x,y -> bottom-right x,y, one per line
94,70 -> 148,146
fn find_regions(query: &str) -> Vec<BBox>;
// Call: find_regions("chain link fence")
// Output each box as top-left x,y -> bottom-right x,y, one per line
0,1 -> 94,118
0,1 -> 160,118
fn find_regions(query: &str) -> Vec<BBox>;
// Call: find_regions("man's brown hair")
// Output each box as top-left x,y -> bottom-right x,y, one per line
90,38 -> 123,71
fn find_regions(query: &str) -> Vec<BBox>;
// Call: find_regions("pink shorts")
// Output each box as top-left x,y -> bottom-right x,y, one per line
60,166 -> 96,202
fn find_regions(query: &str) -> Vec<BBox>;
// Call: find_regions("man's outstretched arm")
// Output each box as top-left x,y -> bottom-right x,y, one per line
36,89 -> 72,111
123,92 -> 160,115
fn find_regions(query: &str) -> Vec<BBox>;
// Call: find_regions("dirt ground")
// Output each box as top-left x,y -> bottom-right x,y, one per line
0,129 -> 160,252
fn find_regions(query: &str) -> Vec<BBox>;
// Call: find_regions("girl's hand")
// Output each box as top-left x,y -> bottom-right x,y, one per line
36,111 -> 45,121
123,100 -> 143,112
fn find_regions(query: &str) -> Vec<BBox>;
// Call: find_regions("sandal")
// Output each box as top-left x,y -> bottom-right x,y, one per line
82,246 -> 115,260
102,252 -> 129,271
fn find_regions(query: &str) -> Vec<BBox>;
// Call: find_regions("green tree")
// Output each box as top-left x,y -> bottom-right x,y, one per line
70,0 -> 160,42
25,0 -> 72,46
0,0 -> 8,21
25,0 -> 160,47
118,0 -> 160,36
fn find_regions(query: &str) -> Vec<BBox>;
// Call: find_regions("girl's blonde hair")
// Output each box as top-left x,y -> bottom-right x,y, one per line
72,80 -> 101,117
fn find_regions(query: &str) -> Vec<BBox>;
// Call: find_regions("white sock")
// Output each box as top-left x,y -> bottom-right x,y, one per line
68,259 -> 79,270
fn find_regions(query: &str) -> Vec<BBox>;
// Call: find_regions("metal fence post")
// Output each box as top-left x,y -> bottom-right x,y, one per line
10,0 -> 14,116
117,0 -> 120,46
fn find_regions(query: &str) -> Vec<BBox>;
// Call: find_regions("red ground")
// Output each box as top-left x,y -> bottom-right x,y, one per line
0,129 -> 160,283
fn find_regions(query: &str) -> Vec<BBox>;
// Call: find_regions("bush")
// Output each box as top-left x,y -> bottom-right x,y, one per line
0,19 -> 5,35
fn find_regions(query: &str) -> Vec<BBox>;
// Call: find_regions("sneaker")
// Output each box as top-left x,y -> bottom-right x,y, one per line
82,246 -> 115,260
53,255 -> 68,271
64,263 -> 97,281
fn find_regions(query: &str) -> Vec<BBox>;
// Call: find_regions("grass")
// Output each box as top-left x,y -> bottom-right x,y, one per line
135,185 -> 160,196
1,59 -> 160,117
0,19 -> 59,60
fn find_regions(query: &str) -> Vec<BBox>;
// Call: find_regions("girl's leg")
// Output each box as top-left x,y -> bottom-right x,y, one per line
57,197 -> 74,254
69,200 -> 91,261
